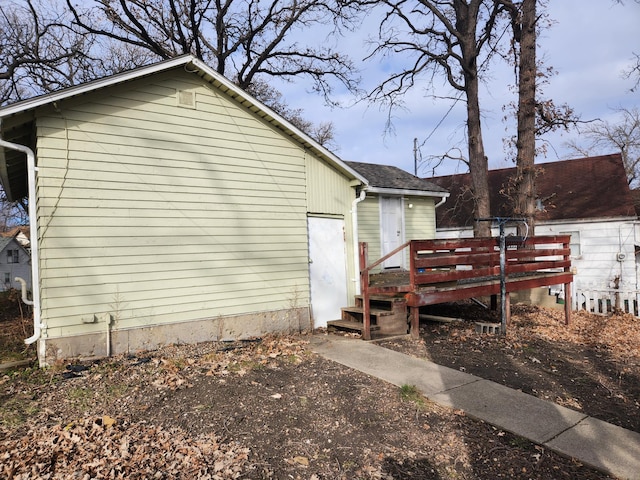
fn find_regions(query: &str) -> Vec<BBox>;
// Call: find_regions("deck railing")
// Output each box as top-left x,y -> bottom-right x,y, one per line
358,236 -> 573,339
408,235 -> 572,290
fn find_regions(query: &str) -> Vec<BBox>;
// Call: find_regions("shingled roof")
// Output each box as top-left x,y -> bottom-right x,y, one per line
346,161 -> 448,195
429,153 -> 636,229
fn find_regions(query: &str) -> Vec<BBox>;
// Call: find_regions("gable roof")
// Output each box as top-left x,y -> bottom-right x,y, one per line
1,225 -> 29,237
429,154 -> 636,229
346,161 -> 449,197
0,235 -> 25,255
1,226 -> 30,247
0,236 -> 12,253
0,55 -> 368,201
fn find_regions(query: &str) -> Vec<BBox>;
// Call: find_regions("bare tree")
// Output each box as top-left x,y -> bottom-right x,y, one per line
1,1 -> 362,146
0,190 -> 28,231
64,0 -> 362,101
623,52 -> 640,93
567,107 -> 640,187
366,0 -> 511,237
247,79 -> 338,149
501,0 -> 536,234
0,0 -> 90,103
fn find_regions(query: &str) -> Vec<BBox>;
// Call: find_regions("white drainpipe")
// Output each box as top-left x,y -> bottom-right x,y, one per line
435,195 -> 447,208
0,139 -> 42,346
351,187 -> 367,294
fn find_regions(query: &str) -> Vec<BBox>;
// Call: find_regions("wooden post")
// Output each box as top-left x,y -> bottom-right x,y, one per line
410,306 -> 419,338
505,292 -> 511,329
564,282 -> 572,325
359,242 -> 371,340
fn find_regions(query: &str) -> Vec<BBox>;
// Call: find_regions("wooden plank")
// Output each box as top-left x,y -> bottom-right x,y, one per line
414,251 -> 500,268
327,320 -> 380,332
506,247 -> 570,260
414,266 -> 498,284
341,307 -> 396,317
505,260 -> 571,274
405,272 -> 574,307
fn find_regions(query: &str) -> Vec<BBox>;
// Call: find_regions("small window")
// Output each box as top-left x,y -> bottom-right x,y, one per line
3,273 -> 10,285
7,249 -> 18,264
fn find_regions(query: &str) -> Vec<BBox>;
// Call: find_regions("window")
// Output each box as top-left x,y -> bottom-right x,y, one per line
6,249 -> 18,264
3,273 -> 9,285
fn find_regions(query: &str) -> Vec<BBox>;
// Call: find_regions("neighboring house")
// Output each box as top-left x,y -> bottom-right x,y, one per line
0,55 -> 380,364
0,234 -> 31,292
1,226 -> 30,249
346,161 -> 449,272
429,154 -> 639,309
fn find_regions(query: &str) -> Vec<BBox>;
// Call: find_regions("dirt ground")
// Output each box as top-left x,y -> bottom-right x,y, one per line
386,301 -> 640,435
1,296 -> 638,479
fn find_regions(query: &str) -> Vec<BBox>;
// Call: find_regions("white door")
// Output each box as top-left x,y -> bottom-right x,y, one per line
380,196 -> 404,269
308,217 -> 349,328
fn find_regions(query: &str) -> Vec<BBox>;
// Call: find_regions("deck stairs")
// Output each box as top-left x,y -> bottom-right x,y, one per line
327,294 -> 409,336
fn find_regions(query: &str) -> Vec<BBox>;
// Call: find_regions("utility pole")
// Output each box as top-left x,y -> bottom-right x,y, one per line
413,138 -> 418,176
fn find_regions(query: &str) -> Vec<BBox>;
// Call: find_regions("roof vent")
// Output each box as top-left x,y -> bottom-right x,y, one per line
177,90 -> 195,108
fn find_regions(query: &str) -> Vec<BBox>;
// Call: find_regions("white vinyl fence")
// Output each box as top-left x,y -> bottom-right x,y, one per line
574,288 -> 640,316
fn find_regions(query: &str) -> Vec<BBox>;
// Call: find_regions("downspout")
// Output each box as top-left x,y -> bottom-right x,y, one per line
435,195 -> 447,208
0,139 -> 42,346
352,186 -> 367,294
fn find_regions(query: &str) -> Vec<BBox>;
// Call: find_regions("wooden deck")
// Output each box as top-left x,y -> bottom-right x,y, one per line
356,236 -> 573,339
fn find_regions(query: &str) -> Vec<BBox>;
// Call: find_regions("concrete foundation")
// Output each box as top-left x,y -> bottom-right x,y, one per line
38,307 -> 310,365
510,287 -> 564,310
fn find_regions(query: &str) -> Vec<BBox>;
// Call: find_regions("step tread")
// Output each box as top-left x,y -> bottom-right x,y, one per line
354,294 -> 406,302
341,306 -> 396,316
327,319 -> 381,332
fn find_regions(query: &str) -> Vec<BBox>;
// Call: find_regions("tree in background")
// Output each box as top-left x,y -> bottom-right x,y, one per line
502,0 -> 537,234
0,0 -> 97,104
1,0 -> 363,146
64,0 -> 362,100
567,107 -> 640,188
0,191 -> 28,231
366,0 -> 511,237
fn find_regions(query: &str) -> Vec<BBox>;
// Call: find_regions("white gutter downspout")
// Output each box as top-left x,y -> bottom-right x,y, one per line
435,195 -> 447,208
352,186 -> 367,294
0,139 -> 42,346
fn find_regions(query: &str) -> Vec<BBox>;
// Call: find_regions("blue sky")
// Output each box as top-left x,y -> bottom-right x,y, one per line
273,1 -> 640,177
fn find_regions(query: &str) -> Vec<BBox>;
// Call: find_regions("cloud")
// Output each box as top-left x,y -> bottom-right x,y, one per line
274,2 -> 640,176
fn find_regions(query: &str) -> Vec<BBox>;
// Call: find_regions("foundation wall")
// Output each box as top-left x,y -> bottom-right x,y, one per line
39,307 -> 310,365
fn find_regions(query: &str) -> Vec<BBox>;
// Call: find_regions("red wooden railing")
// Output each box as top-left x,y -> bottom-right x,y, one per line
359,236 -> 573,339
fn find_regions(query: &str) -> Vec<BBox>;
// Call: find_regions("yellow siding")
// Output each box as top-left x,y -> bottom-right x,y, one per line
306,156 -> 352,214
357,196 -> 382,269
35,70 -> 316,338
305,155 -> 357,298
356,195 -> 437,271
404,196 -> 436,240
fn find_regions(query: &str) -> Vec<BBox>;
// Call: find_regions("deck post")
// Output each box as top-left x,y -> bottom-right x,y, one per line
564,282 -> 572,325
410,307 -> 419,338
359,242 -> 371,340
505,292 -> 511,328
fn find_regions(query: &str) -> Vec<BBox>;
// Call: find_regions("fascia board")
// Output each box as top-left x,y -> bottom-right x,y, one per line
365,186 -> 450,198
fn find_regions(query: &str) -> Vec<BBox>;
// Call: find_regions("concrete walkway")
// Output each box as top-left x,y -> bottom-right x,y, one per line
309,334 -> 640,480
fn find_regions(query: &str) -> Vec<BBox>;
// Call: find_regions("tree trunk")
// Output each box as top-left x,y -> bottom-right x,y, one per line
514,0 -> 537,236
457,1 -> 491,238
467,75 -> 491,237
